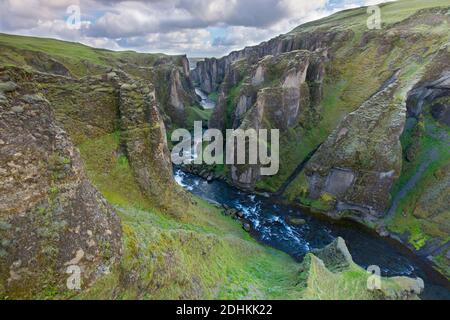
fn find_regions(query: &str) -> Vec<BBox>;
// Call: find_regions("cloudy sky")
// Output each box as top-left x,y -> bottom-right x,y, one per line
0,0 -> 388,57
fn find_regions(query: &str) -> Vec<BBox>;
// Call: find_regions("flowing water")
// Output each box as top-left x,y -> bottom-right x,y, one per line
195,88 -> 216,109
175,169 -> 450,300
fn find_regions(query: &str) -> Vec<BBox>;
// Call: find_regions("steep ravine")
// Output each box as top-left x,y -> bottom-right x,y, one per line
190,2 -> 450,280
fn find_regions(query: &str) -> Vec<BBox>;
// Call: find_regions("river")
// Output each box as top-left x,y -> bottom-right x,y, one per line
174,168 -> 450,300
195,88 -> 216,109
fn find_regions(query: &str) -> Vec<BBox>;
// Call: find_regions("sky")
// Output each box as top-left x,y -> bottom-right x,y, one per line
0,0 -> 389,57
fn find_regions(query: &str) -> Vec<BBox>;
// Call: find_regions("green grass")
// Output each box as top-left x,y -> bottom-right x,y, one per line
290,0 -> 450,34
225,81 -> 244,129
76,131 -> 399,299
186,105 -> 213,130
208,91 -> 218,102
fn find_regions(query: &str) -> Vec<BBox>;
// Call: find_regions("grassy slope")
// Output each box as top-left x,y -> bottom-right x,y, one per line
386,113 -> 450,270
74,127 -> 385,300
0,33 -> 168,77
291,0 -> 450,33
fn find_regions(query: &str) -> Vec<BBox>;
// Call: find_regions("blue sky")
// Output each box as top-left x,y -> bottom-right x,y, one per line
0,0 -> 388,57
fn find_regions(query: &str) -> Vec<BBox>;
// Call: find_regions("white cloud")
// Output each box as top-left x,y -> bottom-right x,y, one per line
0,0 -> 394,57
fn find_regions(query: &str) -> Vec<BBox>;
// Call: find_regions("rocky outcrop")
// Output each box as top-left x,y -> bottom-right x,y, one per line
0,77 -> 122,298
301,237 -> 424,300
208,50 -> 325,190
407,72 -> 450,123
406,48 -> 450,126
304,82 -> 406,220
119,81 -> 189,215
153,61 -> 199,128
311,237 -> 354,272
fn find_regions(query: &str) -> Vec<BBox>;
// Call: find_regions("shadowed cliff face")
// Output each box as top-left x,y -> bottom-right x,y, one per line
0,68 -> 123,298
152,57 -> 200,128
118,80 -> 191,216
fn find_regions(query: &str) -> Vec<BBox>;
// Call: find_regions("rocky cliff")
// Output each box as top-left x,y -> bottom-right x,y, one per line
119,80 -> 190,216
0,0 -> 448,299
300,237 -> 424,300
0,69 -> 122,298
208,50 -> 325,190
303,81 -> 405,221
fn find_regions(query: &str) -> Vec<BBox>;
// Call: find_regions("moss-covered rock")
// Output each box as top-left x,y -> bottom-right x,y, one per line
118,80 -> 191,217
0,74 -> 122,299
300,237 -> 424,300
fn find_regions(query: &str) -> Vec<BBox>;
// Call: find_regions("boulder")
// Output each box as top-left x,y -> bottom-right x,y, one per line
0,81 -> 18,93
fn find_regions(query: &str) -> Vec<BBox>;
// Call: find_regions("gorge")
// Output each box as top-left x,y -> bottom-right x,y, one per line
0,0 -> 449,300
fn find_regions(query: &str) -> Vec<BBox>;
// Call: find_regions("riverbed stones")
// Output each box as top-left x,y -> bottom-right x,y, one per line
11,105 -> 24,113
236,211 -> 244,218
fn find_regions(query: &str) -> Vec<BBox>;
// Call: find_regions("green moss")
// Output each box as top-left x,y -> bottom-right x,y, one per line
186,105 -> 213,130
225,81 -> 244,129
79,132 -> 154,210
387,114 -> 450,252
433,251 -> 450,280
208,92 -> 218,102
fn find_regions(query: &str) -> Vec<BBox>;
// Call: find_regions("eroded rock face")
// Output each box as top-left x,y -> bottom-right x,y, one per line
304,82 -> 406,219
191,30 -> 340,94
209,50 -> 325,190
0,79 -> 122,298
119,81 -> 187,214
311,237 -> 353,272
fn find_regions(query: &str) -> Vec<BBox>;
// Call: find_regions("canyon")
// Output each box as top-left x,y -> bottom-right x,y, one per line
0,0 -> 449,299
